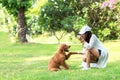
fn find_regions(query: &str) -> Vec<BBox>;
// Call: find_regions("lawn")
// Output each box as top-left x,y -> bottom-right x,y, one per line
0,32 -> 120,80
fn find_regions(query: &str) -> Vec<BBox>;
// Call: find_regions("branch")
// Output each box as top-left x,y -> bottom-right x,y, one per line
52,30 -> 66,44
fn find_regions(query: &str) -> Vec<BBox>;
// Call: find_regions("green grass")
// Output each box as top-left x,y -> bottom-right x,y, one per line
0,32 -> 120,80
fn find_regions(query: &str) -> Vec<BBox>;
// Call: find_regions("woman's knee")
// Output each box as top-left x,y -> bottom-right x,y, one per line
83,57 -> 86,62
89,48 -> 100,58
86,49 -> 91,54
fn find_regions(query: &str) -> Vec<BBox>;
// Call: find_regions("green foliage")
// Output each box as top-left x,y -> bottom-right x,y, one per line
87,1 -> 120,41
38,0 -> 78,43
39,1 -> 105,36
26,0 -> 48,36
0,4 -> 17,33
73,16 -> 87,35
39,0 -> 75,32
61,16 -> 76,32
39,0 -> 120,41
0,0 -> 33,17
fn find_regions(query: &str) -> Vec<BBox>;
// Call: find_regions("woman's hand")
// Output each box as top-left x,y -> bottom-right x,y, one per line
77,35 -> 82,41
77,35 -> 85,44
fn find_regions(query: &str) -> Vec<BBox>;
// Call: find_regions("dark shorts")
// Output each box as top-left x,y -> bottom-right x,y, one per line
97,49 -> 101,61
98,49 -> 101,56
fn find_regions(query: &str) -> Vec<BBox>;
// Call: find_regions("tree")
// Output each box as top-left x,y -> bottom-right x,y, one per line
39,0 -> 119,42
0,0 -> 34,43
87,0 -> 120,41
38,0 -> 105,43
39,0 -> 76,43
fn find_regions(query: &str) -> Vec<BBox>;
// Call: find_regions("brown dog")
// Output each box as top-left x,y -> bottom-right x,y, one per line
48,44 -> 71,71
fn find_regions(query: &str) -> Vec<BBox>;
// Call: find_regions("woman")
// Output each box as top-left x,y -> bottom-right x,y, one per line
71,25 -> 108,70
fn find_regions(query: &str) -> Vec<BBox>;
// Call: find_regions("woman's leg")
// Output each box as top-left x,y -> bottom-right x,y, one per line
90,48 -> 100,59
90,53 -> 98,63
83,57 -> 86,62
86,49 -> 91,67
82,54 -> 98,63
86,48 -> 100,68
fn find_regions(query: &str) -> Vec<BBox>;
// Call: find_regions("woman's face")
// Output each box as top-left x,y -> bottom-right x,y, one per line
77,33 -> 86,41
81,33 -> 86,40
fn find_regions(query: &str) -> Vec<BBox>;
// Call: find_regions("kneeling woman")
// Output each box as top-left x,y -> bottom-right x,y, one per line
72,25 -> 108,70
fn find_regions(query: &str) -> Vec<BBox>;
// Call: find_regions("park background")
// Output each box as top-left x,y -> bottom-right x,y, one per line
0,0 -> 120,80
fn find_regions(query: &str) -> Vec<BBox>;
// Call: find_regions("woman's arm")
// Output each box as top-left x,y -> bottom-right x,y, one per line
66,52 -> 83,60
69,52 -> 83,55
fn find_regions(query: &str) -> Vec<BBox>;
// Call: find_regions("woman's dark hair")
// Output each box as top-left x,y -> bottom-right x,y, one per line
85,31 -> 92,43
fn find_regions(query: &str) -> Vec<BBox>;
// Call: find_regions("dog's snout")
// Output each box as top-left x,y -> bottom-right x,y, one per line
69,45 -> 71,48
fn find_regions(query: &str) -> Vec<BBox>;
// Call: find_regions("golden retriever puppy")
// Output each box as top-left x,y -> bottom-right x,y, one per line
48,44 -> 71,71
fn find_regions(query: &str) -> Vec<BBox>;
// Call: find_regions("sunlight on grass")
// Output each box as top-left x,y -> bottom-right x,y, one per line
104,40 -> 120,63
25,56 -> 50,62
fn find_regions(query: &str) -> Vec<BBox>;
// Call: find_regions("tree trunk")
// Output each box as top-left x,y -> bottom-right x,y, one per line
17,7 -> 28,43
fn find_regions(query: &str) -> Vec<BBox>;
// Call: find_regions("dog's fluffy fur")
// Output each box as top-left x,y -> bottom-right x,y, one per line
48,44 -> 71,71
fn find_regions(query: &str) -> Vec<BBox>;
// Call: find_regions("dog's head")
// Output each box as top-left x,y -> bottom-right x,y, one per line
58,44 -> 71,52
